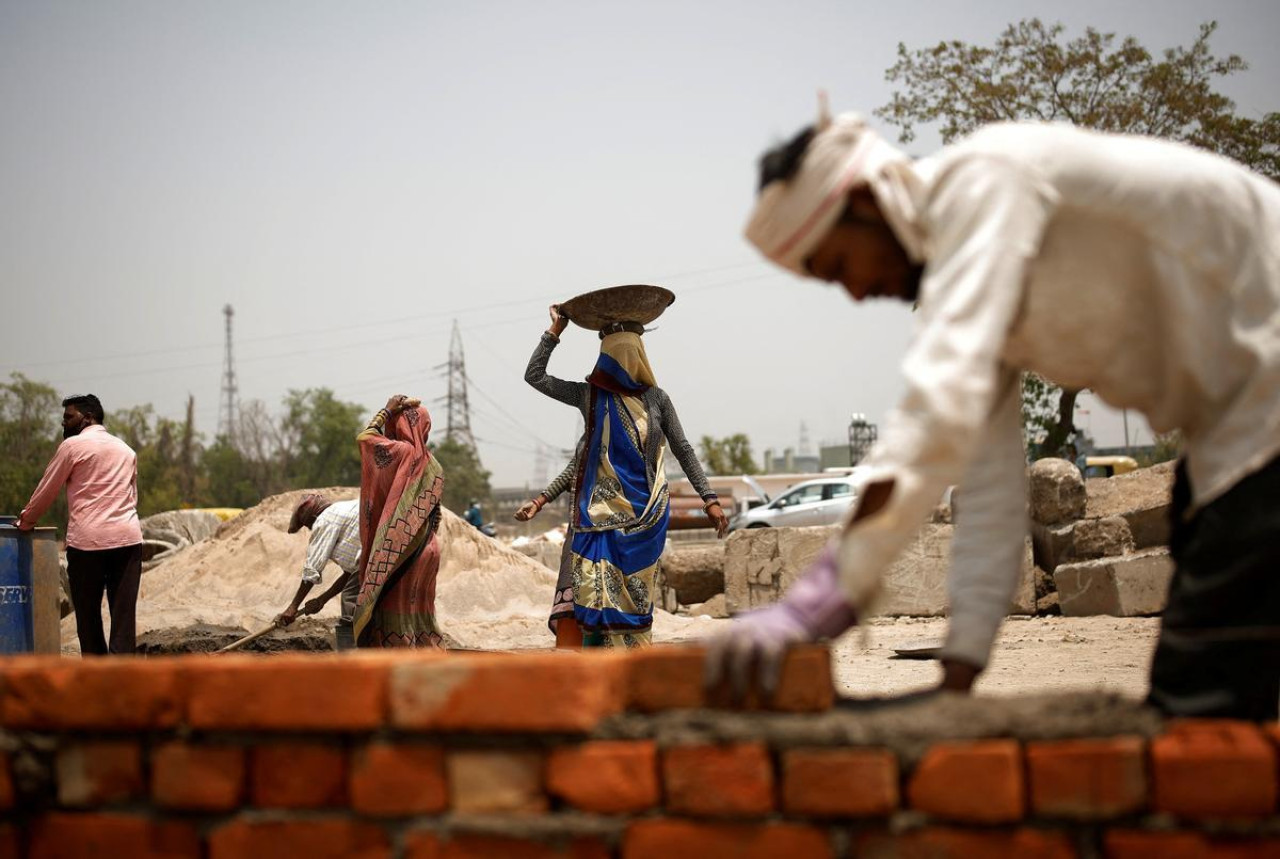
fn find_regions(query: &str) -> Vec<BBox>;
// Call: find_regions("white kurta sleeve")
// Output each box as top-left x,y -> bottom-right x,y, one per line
834,154 -> 1054,633
943,371 -> 1029,668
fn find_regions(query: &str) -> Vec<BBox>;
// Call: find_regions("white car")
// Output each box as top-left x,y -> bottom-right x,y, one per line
729,471 -> 869,530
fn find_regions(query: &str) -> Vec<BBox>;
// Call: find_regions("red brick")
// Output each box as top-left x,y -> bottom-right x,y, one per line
1151,721 -> 1277,819
546,740 -> 659,814
1208,839 -> 1280,858
625,647 -> 706,711
350,741 -> 447,816
56,740 -> 145,806
448,750 -> 547,813
627,645 -> 834,713
183,652 -> 389,731
623,820 -> 833,859
858,827 -> 1076,858
781,747 -> 898,817
1104,831 -> 1208,859
906,739 -> 1024,823
663,743 -> 774,817
28,813 -> 199,859
0,825 -> 17,859
208,818 -> 390,859
1026,736 -> 1146,819
405,831 -> 611,859
390,652 -> 623,733
0,754 -> 12,809
1106,829 -> 1280,858
1,656 -> 181,730
250,741 -> 347,808
151,742 -> 245,811
709,644 -> 835,712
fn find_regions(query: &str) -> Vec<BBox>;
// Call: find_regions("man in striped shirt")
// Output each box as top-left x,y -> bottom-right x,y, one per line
277,494 -> 362,649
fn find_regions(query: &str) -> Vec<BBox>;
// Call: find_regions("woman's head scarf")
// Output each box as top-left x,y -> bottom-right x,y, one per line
587,331 -> 656,393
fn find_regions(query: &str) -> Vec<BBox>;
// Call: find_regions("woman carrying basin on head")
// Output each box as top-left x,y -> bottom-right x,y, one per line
524,291 -> 729,648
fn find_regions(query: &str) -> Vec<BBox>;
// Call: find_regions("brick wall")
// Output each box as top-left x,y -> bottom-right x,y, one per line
1,647 -> 1277,858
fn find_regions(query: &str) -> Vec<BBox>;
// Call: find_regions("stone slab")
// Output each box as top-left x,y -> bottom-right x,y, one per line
1053,548 -> 1173,617
724,525 -> 1036,618
660,544 -> 726,605
1028,458 -> 1087,526
1031,516 -> 1135,574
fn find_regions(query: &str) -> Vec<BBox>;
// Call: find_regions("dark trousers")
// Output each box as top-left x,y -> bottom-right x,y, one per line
334,572 -> 360,651
1147,456 -> 1280,719
66,543 -> 143,655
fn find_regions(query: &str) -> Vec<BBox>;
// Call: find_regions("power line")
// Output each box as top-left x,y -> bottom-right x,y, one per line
436,321 -> 477,449
10,259 -> 772,372
217,304 -> 239,440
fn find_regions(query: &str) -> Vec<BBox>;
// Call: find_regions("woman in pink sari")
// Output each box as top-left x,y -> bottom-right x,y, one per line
352,394 -> 446,648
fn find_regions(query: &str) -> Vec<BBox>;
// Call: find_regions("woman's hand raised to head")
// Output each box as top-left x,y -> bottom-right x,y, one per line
385,394 -> 421,415
547,304 -> 569,339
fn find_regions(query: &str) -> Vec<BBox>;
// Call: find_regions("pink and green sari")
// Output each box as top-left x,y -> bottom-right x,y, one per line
353,405 -> 446,648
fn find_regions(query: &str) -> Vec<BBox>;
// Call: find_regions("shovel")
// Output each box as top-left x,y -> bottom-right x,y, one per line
216,619 -> 283,654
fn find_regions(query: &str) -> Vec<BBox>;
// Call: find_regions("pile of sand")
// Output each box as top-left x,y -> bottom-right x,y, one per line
63,487 -> 720,652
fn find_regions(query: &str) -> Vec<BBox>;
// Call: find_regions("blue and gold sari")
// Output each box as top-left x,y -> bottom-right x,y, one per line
570,332 -> 668,648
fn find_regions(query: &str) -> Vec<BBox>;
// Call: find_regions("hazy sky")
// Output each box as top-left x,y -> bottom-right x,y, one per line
3,1 -> 1277,487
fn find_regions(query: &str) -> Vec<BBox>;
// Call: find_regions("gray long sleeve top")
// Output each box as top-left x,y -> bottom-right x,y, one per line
525,332 -> 718,502
541,458 -> 576,503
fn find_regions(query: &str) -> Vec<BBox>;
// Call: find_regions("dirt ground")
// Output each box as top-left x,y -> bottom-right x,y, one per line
660,614 -> 1162,701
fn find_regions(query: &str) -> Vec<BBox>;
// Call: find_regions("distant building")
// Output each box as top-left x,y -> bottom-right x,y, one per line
762,447 -> 820,475
819,444 -> 853,470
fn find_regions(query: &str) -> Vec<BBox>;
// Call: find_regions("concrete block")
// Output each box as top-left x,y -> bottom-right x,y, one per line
1085,461 -> 1174,550
1072,516 -> 1135,560
875,524 -> 952,617
725,525 -> 1035,618
723,526 -> 834,614
1009,539 -> 1037,616
1053,548 -> 1173,617
1120,505 -> 1171,551
662,543 -> 726,605
1032,517 -> 1135,573
1029,458 -> 1087,526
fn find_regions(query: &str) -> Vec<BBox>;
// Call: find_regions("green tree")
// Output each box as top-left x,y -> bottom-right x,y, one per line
877,19 -> 1279,458
279,388 -> 365,489
430,436 -> 491,514
0,373 -> 64,526
201,436 -> 262,508
698,433 -> 758,475
108,404 -> 190,516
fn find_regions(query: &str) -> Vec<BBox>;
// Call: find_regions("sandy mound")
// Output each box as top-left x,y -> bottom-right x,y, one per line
63,487 -> 720,652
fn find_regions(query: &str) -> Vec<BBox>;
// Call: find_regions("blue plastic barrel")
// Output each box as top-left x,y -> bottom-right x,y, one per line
0,516 -> 60,654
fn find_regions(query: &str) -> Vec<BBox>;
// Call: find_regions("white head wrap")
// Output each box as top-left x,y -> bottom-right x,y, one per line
744,112 -> 923,274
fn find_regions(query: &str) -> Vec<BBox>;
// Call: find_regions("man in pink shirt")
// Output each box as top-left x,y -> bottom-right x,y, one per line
15,394 -> 143,655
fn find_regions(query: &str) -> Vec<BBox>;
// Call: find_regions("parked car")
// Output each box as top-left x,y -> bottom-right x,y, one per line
729,470 -> 870,531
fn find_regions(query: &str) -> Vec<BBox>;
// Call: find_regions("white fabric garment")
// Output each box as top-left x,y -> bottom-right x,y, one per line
774,121 -> 1280,669
301,499 -> 362,584
744,113 -> 922,273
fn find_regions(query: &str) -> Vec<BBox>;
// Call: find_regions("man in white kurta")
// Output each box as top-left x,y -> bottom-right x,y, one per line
709,111 -> 1280,719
